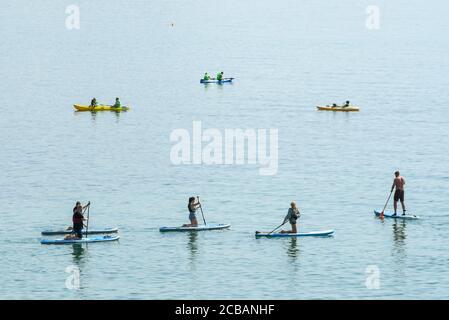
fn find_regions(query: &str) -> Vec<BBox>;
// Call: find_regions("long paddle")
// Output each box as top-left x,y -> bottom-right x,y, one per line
256,221 -> 287,235
268,221 -> 287,235
197,196 -> 207,225
379,190 -> 393,218
85,201 -> 91,238
207,77 -> 234,81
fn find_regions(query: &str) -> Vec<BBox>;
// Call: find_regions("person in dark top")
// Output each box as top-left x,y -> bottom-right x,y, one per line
72,201 -> 89,239
112,97 -> 121,108
182,197 -> 200,227
280,202 -> 300,234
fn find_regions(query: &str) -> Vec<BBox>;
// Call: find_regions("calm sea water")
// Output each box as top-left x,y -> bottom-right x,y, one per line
1,0 -> 449,299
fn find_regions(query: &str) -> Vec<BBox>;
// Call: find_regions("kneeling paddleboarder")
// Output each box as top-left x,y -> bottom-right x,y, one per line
183,197 -> 201,227
72,201 -> 89,239
280,202 -> 300,234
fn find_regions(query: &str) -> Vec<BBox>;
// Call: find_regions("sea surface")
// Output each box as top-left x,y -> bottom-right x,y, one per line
1,0 -> 449,299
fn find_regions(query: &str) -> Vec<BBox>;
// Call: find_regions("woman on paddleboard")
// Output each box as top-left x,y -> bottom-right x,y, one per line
183,197 -> 200,227
280,202 -> 300,234
72,201 -> 89,239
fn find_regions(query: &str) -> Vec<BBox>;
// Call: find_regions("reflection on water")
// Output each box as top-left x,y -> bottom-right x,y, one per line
113,111 -> 121,122
74,110 -> 127,123
187,232 -> 198,268
202,82 -> 233,91
217,82 -> 233,90
286,237 -> 300,259
71,243 -> 86,265
393,220 -> 407,243
90,111 -> 97,122
391,220 -> 407,262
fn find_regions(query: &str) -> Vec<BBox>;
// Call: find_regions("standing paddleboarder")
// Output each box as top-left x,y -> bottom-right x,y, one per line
72,201 -> 89,239
391,171 -> 406,216
280,202 -> 300,234
182,197 -> 201,227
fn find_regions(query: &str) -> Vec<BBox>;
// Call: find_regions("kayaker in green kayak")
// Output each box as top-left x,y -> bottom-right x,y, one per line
71,201 -> 90,239
391,171 -> 406,216
182,197 -> 201,227
112,97 -> 121,108
90,98 -> 98,107
203,72 -> 211,81
216,71 -> 224,81
280,202 -> 300,234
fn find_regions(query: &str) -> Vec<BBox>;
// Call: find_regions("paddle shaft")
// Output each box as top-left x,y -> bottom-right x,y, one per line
85,202 -> 90,238
197,197 -> 207,225
381,190 -> 393,214
267,221 -> 287,235
207,78 -> 234,81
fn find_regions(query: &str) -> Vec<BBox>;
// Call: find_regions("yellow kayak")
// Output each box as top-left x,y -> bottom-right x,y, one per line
74,104 -> 130,112
316,105 -> 359,112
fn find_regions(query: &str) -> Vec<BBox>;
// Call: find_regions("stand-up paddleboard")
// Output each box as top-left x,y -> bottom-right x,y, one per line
200,78 -> 233,84
255,230 -> 334,238
41,227 -> 118,236
159,223 -> 230,232
374,210 -> 419,220
41,235 -> 120,245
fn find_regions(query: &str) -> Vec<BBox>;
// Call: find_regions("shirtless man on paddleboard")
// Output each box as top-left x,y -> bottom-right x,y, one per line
391,171 -> 406,216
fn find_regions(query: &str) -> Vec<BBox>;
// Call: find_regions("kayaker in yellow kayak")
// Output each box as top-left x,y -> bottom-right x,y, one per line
342,100 -> 350,108
280,202 -> 300,234
332,103 -> 338,108
203,72 -> 211,81
90,98 -> 98,107
112,97 -> 121,109
216,71 -> 224,81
